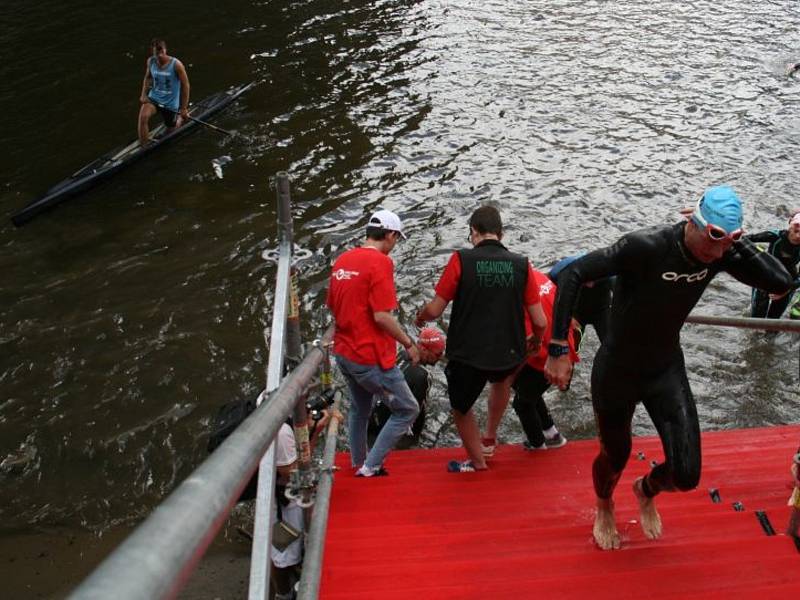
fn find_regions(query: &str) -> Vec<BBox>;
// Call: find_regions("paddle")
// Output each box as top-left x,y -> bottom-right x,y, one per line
184,113 -> 238,137
158,104 -> 239,138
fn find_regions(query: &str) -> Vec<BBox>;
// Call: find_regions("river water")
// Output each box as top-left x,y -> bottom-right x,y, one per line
2,0 -> 800,587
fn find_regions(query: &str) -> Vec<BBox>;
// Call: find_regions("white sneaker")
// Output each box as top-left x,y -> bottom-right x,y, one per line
355,464 -> 388,477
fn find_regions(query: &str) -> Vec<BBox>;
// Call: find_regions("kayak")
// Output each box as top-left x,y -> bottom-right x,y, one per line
11,81 -> 255,226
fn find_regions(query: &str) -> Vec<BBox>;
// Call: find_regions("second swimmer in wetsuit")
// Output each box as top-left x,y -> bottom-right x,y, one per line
544,185 -> 792,550
746,212 -> 800,319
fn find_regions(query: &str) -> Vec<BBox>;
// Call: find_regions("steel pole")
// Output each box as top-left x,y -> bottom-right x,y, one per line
296,390 -> 343,600
68,327 -> 333,600
685,313 -> 800,333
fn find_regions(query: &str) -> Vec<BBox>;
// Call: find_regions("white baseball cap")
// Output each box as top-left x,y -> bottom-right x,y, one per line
368,209 -> 406,239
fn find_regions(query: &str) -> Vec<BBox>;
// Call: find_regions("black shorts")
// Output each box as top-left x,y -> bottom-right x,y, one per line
444,359 -> 517,415
153,103 -> 178,128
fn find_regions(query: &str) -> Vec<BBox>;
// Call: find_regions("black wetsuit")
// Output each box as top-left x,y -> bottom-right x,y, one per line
551,222 -> 792,499
745,230 -> 800,319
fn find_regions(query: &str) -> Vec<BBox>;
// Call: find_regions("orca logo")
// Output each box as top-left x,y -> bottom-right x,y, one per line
661,268 -> 709,283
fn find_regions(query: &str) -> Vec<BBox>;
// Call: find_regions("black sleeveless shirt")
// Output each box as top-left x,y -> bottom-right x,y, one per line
446,239 -> 530,370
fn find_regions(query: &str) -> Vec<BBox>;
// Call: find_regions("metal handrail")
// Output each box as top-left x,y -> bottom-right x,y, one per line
686,313 -> 800,333
250,171 -> 305,600
297,390 -> 343,600
67,326 -> 334,600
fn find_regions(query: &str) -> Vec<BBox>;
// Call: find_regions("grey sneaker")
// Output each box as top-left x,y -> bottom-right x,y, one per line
522,440 -> 547,451
544,432 -> 568,448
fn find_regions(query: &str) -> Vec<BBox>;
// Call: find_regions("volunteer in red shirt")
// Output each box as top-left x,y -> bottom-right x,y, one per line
327,210 -> 420,478
508,268 -> 579,451
416,206 -> 547,473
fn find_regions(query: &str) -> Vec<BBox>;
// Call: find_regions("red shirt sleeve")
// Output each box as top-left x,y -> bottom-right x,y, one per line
434,252 -> 461,301
368,254 -> 398,313
523,262 -> 541,306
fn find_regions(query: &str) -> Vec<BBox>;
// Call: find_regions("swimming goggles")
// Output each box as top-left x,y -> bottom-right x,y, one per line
692,197 -> 744,242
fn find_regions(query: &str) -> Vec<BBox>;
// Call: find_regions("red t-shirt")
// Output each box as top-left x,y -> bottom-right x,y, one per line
527,269 -> 579,371
327,246 -> 399,370
434,251 -> 541,306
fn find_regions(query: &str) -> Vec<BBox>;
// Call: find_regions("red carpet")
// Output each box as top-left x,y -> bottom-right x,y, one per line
321,425 -> 800,599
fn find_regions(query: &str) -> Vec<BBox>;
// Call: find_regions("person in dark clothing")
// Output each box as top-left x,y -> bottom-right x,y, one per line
416,206 -> 547,473
544,185 -> 792,551
508,268 -> 579,451
746,213 -> 800,318
369,327 -> 446,441
508,256 -> 614,453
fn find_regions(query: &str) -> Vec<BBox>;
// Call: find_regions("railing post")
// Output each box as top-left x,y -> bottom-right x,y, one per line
248,173 -> 296,600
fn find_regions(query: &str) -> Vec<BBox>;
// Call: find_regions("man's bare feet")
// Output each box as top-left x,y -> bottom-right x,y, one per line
633,476 -> 663,540
593,497 -> 621,550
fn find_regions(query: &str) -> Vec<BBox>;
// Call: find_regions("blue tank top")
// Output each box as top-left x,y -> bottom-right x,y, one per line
148,57 -> 180,111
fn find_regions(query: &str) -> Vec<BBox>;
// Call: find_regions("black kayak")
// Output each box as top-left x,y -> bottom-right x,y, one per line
11,81 -> 255,227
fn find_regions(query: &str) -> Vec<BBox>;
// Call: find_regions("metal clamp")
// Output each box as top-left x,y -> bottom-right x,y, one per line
261,244 -> 313,266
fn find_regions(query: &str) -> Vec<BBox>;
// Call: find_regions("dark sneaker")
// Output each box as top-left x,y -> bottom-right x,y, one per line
480,437 -> 496,457
447,460 -> 477,473
355,464 -> 389,477
522,441 -> 547,451
545,433 -> 568,448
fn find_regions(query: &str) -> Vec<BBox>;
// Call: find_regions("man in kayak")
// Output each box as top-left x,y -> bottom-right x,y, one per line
544,186 -> 792,550
137,39 -> 191,145
416,205 -> 547,473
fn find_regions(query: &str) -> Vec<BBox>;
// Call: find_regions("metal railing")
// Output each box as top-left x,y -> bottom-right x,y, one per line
297,389 -> 343,600
68,173 -> 334,599
686,313 -> 800,333
249,173 -> 298,600
68,326 -> 333,600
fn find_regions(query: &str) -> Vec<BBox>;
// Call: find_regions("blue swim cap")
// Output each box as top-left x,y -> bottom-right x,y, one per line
693,186 -> 743,234
548,253 -> 584,279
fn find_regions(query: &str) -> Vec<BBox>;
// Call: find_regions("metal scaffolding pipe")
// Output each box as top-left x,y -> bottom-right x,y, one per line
68,326 -> 333,600
297,390 -> 343,600
686,313 -> 800,333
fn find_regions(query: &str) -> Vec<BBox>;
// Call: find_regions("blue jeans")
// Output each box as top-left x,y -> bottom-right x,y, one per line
336,354 -> 420,469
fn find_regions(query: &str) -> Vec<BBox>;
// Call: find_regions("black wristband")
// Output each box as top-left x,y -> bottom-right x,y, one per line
547,343 -> 570,358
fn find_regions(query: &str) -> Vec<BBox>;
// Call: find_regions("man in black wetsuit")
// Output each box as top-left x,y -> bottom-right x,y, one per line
544,185 -> 792,550
746,213 -> 800,319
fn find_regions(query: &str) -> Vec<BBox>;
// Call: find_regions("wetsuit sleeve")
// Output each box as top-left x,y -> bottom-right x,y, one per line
744,230 -> 779,244
720,239 -> 793,294
551,232 -> 649,340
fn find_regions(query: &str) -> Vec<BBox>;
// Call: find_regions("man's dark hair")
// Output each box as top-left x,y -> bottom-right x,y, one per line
151,39 -> 167,51
366,226 -> 392,240
469,205 -> 503,236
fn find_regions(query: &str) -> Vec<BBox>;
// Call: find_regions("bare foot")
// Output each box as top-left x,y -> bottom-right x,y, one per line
593,498 -> 621,550
633,476 -> 662,540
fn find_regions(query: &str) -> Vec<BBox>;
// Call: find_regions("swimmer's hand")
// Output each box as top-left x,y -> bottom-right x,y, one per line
544,354 -> 573,391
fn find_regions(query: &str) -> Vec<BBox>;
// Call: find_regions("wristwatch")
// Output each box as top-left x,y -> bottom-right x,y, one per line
547,343 -> 570,358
